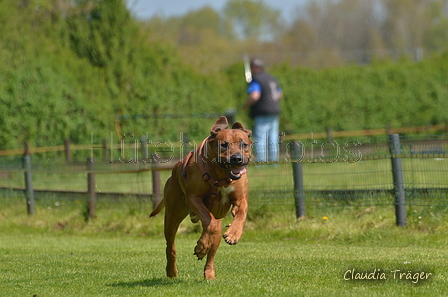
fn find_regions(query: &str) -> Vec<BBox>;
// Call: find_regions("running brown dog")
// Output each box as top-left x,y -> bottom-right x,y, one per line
150,116 -> 252,280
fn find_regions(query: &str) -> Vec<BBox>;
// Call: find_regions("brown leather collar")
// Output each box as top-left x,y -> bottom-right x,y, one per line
182,137 -> 236,197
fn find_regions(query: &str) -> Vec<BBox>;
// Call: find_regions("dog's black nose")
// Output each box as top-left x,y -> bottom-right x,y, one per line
229,154 -> 243,165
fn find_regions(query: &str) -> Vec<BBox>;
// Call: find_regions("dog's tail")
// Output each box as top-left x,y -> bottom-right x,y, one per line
149,198 -> 165,218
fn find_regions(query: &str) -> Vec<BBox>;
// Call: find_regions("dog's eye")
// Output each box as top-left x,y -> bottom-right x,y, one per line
241,142 -> 249,148
220,142 -> 229,149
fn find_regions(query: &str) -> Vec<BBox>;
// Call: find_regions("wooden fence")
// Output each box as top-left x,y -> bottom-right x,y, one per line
2,131 -> 448,226
1,123 -> 448,226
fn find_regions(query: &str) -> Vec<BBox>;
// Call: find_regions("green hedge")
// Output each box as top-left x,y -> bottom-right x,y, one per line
271,56 -> 448,134
0,1 -> 232,148
1,1 -> 448,150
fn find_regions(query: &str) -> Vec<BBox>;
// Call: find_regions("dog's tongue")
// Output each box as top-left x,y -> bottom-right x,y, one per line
231,166 -> 247,175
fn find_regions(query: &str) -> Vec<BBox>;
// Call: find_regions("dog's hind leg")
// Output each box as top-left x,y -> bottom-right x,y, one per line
163,178 -> 189,278
203,218 -> 222,280
164,204 -> 188,278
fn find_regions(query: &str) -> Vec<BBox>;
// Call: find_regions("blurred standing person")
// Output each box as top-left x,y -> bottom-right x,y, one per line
243,57 -> 282,163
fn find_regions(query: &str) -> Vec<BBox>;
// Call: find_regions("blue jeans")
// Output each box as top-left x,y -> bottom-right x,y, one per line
253,114 -> 279,163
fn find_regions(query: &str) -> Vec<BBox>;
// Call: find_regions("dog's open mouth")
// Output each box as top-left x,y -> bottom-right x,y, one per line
221,164 -> 247,180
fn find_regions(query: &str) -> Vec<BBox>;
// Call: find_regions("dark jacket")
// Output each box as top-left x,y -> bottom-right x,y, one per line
249,71 -> 281,118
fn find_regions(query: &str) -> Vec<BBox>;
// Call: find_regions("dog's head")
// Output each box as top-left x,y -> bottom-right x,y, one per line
208,116 -> 252,180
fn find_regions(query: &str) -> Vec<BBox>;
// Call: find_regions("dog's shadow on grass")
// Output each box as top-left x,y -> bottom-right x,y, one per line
108,277 -> 199,288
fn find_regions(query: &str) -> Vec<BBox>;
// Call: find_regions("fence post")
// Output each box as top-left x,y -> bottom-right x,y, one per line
141,136 -> 148,161
64,139 -> 71,163
389,134 -> 406,227
326,127 -> 333,142
23,142 -> 35,215
291,142 -> 306,219
87,157 -> 96,220
102,138 -> 108,162
224,108 -> 237,126
152,165 -> 162,209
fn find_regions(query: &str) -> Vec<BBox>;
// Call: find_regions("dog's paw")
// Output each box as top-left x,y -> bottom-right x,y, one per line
166,266 -> 178,278
194,238 -> 211,260
166,269 -> 178,278
222,229 -> 241,245
204,267 -> 215,280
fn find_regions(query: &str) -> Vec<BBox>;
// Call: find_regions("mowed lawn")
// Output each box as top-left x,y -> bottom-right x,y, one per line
1,230 -> 447,297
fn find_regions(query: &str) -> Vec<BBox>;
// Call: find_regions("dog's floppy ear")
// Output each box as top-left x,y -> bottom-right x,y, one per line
232,122 -> 252,138
210,116 -> 229,138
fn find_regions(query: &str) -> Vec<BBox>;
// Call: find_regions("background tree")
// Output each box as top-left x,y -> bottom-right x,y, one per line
142,0 -> 448,69
223,0 -> 283,41
423,0 -> 448,51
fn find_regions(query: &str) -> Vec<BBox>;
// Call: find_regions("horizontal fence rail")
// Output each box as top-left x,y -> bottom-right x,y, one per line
1,122 -> 448,157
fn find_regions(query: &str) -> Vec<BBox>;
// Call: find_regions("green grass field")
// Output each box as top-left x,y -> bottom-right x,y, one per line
1,155 -> 448,296
1,198 -> 447,297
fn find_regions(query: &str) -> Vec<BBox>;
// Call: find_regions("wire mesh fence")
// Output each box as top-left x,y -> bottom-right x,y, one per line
1,135 -> 448,219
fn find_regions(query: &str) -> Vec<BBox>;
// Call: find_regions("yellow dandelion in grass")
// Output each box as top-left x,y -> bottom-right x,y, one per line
322,216 -> 328,220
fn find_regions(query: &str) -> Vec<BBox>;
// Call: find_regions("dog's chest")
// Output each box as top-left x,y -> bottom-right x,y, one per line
208,186 -> 234,219
218,185 -> 234,204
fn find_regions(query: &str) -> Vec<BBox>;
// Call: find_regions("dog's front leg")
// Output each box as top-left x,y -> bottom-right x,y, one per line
204,218 -> 222,279
185,195 -> 219,260
223,194 -> 248,245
